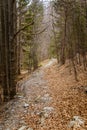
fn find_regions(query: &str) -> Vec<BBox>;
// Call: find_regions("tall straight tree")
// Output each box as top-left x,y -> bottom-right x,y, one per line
0,0 -> 17,100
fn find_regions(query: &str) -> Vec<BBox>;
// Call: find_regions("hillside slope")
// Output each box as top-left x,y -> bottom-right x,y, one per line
45,60 -> 87,130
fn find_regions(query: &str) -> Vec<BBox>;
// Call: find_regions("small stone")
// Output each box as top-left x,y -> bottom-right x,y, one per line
24,110 -> 27,113
11,109 -> 15,112
18,126 -> 27,130
40,117 -> 45,125
44,113 -> 49,118
43,107 -> 54,113
23,103 -> 29,108
19,120 -> 27,125
27,128 -> 33,130
18,95 -> 24,98
68,116 -> 85,129
73,116 -> 84,126
41,94 -> 52,103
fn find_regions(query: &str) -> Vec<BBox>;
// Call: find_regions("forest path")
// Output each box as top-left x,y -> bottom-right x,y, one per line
0,59 -> 87,130
0,59 -> 56,130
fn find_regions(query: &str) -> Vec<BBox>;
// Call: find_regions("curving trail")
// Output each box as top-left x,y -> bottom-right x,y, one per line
0,59 -> 87,130
0,59 -> 56,130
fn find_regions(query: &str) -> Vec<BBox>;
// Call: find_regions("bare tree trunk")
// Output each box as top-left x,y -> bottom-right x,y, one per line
0,0 -> 17,100
51,5 -> 59,64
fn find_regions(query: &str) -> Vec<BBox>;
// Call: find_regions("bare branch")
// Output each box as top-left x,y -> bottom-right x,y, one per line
12,22 -> 34,42
32,26 -> 49,35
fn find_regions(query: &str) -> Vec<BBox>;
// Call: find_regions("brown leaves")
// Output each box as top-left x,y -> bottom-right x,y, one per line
44,62 -> 87,130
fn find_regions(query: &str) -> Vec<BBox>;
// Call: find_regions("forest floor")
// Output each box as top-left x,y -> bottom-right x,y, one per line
0,59 -> 87,130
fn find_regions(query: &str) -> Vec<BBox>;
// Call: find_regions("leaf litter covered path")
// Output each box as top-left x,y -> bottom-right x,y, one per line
0,59 -> 87,130
0,59 -> 56,130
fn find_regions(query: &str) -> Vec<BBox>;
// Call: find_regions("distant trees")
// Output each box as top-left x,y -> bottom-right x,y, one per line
51,0 -> 87,79
17,0 -> 31,74
18,0 -> 43,72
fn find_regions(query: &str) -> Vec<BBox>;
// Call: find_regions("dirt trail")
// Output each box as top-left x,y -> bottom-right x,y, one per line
0,59 -> 56,130
0,59 -> 87,130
